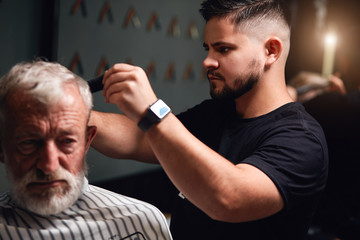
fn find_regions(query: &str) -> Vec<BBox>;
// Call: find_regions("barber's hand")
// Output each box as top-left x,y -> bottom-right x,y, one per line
102,63 -> 157,122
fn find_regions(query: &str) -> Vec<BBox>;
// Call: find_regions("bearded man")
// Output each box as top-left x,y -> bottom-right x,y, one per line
88,1 -> 328,239
0,60 -> 172,240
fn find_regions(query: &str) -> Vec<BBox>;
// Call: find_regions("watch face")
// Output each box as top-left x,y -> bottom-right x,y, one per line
150,99 -> 171,119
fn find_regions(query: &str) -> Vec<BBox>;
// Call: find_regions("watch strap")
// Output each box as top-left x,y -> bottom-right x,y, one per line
138,99 -> 171,132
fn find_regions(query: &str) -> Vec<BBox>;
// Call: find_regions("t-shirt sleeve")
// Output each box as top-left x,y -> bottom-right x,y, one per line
242,121 -> 328,212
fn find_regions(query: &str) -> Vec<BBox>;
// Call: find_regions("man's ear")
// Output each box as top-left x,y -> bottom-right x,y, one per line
264,37 -> 282,68
85,126 -> 97,153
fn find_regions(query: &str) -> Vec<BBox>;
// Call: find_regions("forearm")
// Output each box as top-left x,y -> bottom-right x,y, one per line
89,110 -> 158,163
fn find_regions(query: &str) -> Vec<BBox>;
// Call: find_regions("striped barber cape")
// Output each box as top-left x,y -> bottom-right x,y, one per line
0,178 -> 172,240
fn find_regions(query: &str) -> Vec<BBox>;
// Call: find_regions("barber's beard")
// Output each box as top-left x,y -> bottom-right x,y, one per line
209,60 -> 261,100
7,165 -> 86,216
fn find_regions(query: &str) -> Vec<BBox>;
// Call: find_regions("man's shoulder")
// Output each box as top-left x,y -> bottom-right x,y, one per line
84,184 -> 163,210
271,102 -> 322,127
79,184 -> 171,234
272,102 -> 326,137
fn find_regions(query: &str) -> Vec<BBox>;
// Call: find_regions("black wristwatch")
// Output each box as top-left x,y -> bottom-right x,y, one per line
138,99 -> 172,132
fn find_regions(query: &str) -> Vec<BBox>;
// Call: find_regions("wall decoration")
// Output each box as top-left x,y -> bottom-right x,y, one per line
124,7 -> 141,29
147,12 -> 161,31
167,16 -> 181,38
187,21 -> 200,39
183,62 -> 195,81
200,68 -> 208,82
71,0 -> 87,17
96,57 -> 110,76
69,53 -> 84,75
164,62 -> 176,81
146,61 -> 157,80
98,1 -> 114,24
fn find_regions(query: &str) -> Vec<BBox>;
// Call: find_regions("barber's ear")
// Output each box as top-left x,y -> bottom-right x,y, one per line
85,126 -> 97,153
265,37 -> 282,68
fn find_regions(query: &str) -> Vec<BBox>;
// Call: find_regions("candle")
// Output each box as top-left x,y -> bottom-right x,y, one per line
322,33 -> 337,77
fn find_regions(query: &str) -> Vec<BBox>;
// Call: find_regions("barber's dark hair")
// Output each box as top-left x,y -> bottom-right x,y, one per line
199,0 -> 291,28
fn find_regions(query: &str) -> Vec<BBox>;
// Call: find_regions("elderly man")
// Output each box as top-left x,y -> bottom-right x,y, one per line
0,60 -> 172,240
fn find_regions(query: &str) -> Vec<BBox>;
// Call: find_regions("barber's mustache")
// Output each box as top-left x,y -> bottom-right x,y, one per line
207,70 -> 225,81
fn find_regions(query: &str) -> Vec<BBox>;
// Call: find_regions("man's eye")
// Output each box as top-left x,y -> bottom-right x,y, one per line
61,138 -> 75,145
18,140 -> 38,155
219,47 -> 230,53
58,138 -> 76,153
60,138 -> 77,148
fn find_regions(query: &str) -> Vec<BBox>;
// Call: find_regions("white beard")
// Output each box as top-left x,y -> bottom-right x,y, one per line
7,166 -> 85,216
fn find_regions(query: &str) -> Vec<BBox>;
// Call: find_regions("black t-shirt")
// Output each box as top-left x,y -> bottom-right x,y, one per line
170,99 -> 328,240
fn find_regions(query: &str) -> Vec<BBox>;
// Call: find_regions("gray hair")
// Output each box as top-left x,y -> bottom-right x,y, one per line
0,60 -> 93,119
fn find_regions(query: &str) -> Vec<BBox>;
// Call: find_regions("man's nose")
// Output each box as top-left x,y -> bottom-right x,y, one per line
37,141 -> 60,175
202,54 -> 219,70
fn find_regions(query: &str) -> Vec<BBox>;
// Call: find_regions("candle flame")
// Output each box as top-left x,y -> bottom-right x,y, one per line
325,33 -> 337,46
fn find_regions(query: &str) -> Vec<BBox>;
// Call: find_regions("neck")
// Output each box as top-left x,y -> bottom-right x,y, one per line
234,72 -> 293,118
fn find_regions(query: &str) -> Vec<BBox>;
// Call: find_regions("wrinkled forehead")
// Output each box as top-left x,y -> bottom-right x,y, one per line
7,82 -> 77,105
1,84 -> 87,124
